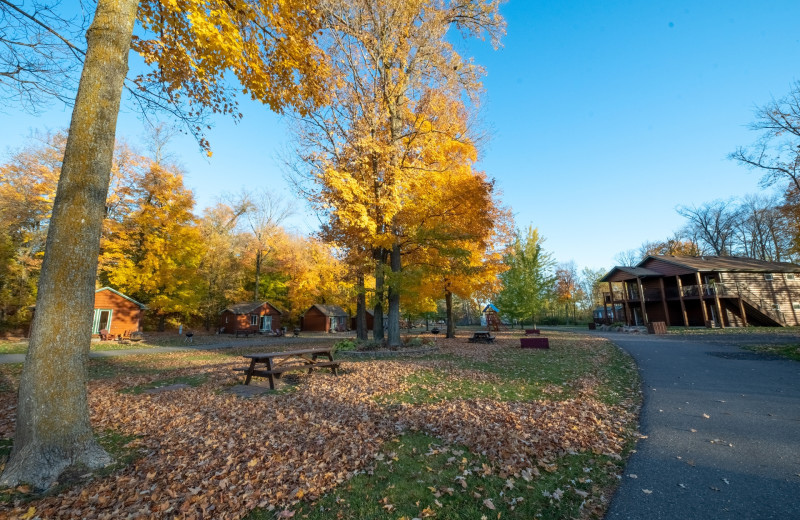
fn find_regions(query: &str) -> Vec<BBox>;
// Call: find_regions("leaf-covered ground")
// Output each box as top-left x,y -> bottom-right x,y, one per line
0,330 -> 640,519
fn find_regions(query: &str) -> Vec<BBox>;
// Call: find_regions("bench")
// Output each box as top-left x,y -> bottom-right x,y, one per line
237,348 -> 340,389
520,337 -> 549,349
235,329 -> 253,338
524,329 -> 540,335
468,331 -> 495,343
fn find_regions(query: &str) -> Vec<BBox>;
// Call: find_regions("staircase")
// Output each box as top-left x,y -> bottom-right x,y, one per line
732,284 -> 787,327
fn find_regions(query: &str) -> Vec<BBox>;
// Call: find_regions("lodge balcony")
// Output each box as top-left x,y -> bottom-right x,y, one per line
603,283 -> 737,304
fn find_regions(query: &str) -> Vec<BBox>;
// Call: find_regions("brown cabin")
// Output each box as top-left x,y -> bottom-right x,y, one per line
600,255 -> 800,328
301,304 -> 349,332
350,310 -> 374,331
218,301 -> 282,334
93,287 -> 146,337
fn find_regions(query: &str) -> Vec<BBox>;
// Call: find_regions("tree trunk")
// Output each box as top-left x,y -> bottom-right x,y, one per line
356,271 -> 367,341
254,248 -> 262,302
445,289 -> 455,338
387,242 -> 401,347
0,0 -> 138,490
372,248 -> 385,342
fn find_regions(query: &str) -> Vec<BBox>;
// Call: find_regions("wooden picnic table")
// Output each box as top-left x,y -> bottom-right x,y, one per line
236,347 -> 340,389
468,331 -> 495,343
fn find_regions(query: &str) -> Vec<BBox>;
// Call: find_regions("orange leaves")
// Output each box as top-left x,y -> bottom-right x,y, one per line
0,333 -> 636,519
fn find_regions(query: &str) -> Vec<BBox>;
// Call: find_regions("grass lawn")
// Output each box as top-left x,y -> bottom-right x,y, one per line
0,330 -> 641,519
0,340 -> 158,355
742,343 -> 800,361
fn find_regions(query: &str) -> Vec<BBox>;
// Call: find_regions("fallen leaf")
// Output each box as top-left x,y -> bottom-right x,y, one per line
642,489 -> 652,494
483,498 -> 496,510
20,507 -> 37,520
627,474 -> 638,479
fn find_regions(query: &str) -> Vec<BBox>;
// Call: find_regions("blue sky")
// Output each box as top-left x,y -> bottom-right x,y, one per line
2,0 -> 799,273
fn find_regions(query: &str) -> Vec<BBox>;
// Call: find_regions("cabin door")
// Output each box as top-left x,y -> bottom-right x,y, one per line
260,315 -> 272,332
93,309 -> 112,334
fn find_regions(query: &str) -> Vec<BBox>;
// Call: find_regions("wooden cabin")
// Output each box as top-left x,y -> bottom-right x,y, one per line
600,255 -> 800,328
350,310 -> 374,331
218,301 -> 283,334
301,304 -> 349,332
93,287 -> 146,337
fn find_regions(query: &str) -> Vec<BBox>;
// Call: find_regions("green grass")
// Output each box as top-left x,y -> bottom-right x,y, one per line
246,432 -> 628,520
244,333 -> 640,520
380,338 -> 637,407
742,343 -> 800,361
666,325 -> 800,335
0,341 -> 157,355
119,374 -> 208,394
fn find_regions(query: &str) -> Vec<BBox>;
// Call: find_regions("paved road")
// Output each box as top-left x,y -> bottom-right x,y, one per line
598,332 -> 800,519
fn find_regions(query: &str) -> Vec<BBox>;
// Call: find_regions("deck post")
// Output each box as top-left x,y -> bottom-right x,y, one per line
676,276 -> 689,326
636,277 -> 647,325
695,272 -> 709,324
659,277 -> 671,325
736,283 -> 748,326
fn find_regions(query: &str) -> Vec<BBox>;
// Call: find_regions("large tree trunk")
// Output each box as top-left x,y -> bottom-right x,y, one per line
445,289 -> 455,338
387,242 -> 401,347
0,0 -> 139,490
356,271 -> 367,341
372,248 -> 385,342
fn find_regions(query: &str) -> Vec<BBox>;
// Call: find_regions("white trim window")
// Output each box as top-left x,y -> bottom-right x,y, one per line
250,315 -> 258,326
764,273 -> 774,281
793,302 -> 800,311
787,273 -> 796,281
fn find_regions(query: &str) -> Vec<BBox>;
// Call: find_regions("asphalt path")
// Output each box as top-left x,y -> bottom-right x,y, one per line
597,332 -> 800,519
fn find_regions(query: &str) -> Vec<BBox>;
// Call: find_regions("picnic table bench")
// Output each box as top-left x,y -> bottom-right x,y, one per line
235,329 -> 253,338
235,348 -> 340,389
468,331 -> 495,343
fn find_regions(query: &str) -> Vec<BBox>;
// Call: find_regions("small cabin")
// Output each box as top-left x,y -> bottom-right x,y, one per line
301,304 -> 349,332
219,301 -> 283,334
93,287 -> 146,337
350,310 -> 374,331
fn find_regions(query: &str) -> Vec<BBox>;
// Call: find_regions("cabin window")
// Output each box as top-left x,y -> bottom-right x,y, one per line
772,304 -> 781,312
793,303 -> 800,311
764,273 -> 774,281
250,315 -> 258,326
787,273 -> 796,280
225,316 -> 228,323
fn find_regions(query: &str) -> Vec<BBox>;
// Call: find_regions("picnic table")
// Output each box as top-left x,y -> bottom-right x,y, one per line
235,347 -> 340,389
468,331 -> 495,343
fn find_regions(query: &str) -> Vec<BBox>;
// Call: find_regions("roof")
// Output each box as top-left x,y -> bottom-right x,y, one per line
222,301 -> 281,315
599,266 -> 664,282
308,304 -> 348,317
646,255 -> 800,273
601,255 -> 800,282
96,287 -> 147,309
482,303 -> 499,313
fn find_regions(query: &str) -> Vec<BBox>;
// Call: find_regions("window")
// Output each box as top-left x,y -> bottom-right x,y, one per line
772,304 -> 781,312
764,273 -> 774,281
793,303 -> 800,311
250,315 -> 258,326
787,273 -> 796,281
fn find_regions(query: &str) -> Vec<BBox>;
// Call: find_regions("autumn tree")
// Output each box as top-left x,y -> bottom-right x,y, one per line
495,226 -> 555,328
1,0 -> 329,489
196,203 -> 252,329
234,189 -> 293,302
554,261 -> 581,323
99,162 -> 204,330
289,0 -> 504,346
